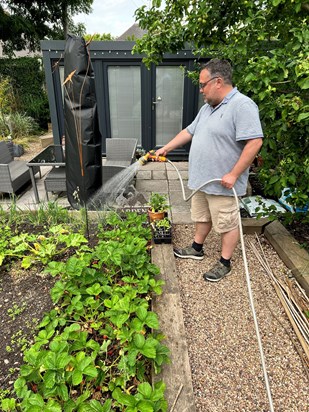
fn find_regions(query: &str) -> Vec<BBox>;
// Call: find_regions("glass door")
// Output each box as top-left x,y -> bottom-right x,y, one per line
108,65 -> 142,144
154,66 -> 184,147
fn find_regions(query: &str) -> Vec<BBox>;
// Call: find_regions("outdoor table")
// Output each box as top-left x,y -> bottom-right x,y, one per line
27,145 -> 65,203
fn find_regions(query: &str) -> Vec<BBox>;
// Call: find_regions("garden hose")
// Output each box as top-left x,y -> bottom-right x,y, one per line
166,159 -> 275,412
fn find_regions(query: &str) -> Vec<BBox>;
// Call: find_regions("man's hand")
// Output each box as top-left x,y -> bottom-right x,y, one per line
155,147 -> 167,157
221,173 -> 238,189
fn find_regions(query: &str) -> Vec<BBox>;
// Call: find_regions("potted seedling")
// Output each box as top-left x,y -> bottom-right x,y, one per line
151,217 -> 172,244
148,192 -> 170,222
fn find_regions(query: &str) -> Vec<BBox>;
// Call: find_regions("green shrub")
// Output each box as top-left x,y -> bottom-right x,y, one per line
0,112 -> 39,139
0,57 -> 50,129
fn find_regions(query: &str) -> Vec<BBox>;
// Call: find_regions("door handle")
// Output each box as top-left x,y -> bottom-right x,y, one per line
152,96 -> 162,104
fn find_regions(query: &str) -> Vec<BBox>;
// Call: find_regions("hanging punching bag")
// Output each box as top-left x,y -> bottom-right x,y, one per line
64,34 -> 102,209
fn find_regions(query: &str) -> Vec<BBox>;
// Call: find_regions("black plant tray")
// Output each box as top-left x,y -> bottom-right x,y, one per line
153,227 -> 172,244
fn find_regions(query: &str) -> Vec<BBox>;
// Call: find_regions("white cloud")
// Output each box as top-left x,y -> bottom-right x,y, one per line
73,0 -> 149,37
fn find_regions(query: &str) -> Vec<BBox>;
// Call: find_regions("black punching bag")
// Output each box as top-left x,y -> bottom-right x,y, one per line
64,34 -> 102,209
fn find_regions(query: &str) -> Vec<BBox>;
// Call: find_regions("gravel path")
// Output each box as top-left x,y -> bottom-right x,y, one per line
173,224 -> 308,412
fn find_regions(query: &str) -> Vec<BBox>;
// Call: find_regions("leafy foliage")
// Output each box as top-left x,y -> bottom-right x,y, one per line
134,0 -> 309,215
84,33 -> 116,41
0,57 -> 50,129
148,193 -> 170,213
1,211 -> 169,411
0,0 -> 93,55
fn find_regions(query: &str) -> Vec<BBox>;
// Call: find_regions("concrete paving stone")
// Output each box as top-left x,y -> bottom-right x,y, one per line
169,192 -> 191,211
167,170 -> 188,180
171,211 -> 193,224
135,180 -> 169,194
166,161 -> 188,171
171,205 -> 191,215
140,162 -> 167,171
152,170 -> 167,180
135,169 -> 152,180
168,180 -> 189,193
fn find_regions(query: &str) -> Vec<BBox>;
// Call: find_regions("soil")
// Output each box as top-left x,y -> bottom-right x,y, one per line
0,263 -> 56,392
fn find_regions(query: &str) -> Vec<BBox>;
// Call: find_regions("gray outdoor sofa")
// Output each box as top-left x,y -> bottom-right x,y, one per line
0,141 -> 39,195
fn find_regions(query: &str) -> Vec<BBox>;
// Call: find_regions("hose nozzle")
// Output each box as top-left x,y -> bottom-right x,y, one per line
138,150 -> 167,165
138,152 -> 150,165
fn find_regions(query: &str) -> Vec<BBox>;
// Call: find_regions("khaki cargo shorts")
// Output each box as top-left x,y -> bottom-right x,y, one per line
191,191 -> 239,233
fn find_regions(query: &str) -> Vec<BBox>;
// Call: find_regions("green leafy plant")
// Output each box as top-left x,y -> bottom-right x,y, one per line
0,224 -> 89,268
148,192 -> 170,213
0,57 -> 50,129
0,112 -> 39,140
23,201 -> 74,227
133,0 -> 309,226
1,211 -> 169,411
153,217 -> 171,230
7,302 -> 27,321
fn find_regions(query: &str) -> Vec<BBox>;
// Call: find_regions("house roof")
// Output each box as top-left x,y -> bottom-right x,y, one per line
117,23 -> 147,40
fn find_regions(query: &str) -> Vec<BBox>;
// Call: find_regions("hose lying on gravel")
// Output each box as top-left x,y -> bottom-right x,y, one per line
248,235 -> 309,365
167,159 -> 275,412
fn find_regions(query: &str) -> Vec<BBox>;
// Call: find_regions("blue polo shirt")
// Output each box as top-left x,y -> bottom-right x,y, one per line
186,88 -> 263,196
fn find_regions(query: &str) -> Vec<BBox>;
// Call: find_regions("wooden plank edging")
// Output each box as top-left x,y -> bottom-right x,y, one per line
264,220 -> 309,295
152,244 -> 196,412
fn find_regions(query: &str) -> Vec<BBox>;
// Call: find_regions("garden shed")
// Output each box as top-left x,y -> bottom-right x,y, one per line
41,39 -> 206,158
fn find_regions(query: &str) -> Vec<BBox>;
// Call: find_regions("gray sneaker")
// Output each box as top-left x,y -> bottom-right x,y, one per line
203,261 -> 231,282
173,245 -> 204,260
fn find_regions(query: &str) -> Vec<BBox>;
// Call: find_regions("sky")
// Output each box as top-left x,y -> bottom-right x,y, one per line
73,0 -> 150,38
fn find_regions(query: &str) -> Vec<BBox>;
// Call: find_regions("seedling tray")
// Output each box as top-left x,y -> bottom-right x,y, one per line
152,227 -> 172,244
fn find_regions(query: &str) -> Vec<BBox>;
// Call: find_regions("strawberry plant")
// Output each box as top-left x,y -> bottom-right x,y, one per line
0,224 -> 89,268
1,211 -> 169,411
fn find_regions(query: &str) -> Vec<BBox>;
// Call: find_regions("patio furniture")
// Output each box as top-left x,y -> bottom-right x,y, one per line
0,141 -> 40,195
105,138 -> 138,168
42,139 -> 138,200
102,164 -> 131,184
27,145 -> 65,203
44,166 -> 66,200
102,138 -> 138,184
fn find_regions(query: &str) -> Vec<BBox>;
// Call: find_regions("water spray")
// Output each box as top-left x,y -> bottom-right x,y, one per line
140,151 -> 274,412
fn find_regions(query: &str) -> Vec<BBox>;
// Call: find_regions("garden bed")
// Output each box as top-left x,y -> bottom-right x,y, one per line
0,208 -> 169,411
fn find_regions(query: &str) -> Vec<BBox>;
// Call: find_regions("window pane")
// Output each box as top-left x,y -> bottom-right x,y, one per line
155,66 -> 184,146
108,66 -> 141,144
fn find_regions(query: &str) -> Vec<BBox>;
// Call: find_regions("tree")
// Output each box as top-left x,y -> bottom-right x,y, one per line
134,0 -> 309,214
84,33 -> 116,41
0,0 -> 93,55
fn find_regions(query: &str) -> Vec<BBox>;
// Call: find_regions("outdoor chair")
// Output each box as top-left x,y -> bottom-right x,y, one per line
102,137 -> 138,184
44,138 -> 138,199
105,138 -> 138,168
0,141 -> 40,195
102,164 -> 126,184
44,166 -> 66,200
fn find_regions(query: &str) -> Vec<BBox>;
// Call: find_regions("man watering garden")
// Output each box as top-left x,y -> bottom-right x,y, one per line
156,58 -> 263,282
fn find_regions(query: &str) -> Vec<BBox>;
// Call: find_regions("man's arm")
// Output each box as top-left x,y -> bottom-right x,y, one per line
155,129 -> 193,157
221,138 -> 263,189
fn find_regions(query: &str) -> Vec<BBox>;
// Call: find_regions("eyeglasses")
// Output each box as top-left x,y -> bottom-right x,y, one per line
199,77 -> 219,89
